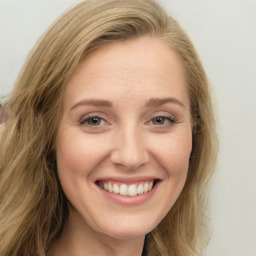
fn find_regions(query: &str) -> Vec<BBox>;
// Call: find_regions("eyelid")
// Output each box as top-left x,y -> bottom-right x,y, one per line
147,111 -> 178,123
79,112 -> 109,125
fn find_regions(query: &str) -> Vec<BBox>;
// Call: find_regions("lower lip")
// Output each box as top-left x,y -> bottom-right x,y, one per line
96,182 -> 160,206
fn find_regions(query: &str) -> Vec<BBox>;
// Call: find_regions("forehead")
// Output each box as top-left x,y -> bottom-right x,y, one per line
63,36 -> 189,107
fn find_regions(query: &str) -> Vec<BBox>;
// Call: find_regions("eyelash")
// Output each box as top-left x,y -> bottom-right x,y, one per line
79,113 -> 108,127
79,113 -> 178,128
147,116 -> 177,126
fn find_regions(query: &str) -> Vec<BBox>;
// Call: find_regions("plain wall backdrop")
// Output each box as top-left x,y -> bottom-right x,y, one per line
0,0 -> 255,255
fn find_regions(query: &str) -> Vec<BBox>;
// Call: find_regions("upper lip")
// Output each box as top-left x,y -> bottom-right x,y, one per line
95,176 -> 161,185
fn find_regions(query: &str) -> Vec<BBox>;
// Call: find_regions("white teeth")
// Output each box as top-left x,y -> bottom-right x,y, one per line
148,181 -> 153,191
137,184 -> 144,195
143,183 -> 149,193
128,184 -> 137,197
113,184 -> 119,194
99,181 -> 155,196
119,184 -> 128,196
108,183 -> 113,193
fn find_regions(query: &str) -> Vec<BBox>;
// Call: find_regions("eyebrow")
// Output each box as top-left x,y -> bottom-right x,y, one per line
146,97 -> 185,108
70,97 -> 185,111
70,99 -> 112,111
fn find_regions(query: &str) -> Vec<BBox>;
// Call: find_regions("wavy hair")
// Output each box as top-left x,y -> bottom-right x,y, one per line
0,0 -> 217,255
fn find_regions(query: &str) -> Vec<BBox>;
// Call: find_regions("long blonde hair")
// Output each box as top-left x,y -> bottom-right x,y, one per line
0,0 -> 217,255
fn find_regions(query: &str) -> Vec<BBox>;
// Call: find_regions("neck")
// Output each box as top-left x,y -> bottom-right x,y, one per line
54,208 -> 145,256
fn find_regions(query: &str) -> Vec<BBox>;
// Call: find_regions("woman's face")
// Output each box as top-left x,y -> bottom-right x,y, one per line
57,37 -> 192,240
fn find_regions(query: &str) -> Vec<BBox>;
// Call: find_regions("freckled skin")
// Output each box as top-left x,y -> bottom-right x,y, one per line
56,37 -> 192,255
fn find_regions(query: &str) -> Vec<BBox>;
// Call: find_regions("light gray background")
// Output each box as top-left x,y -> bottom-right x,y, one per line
0,0 -> 255,255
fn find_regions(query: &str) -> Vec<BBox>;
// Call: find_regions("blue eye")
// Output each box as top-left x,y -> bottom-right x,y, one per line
151,116 -> 175,125
81,116 -> 105,126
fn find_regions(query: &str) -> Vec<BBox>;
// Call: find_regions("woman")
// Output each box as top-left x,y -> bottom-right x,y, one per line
0,0 -> 217,255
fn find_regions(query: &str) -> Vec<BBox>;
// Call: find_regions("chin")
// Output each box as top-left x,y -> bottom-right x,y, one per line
94,215 -> 159,240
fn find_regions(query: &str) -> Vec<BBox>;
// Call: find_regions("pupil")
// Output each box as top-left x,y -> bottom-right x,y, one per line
154,117 -> 164,125
90,117 -> 100,125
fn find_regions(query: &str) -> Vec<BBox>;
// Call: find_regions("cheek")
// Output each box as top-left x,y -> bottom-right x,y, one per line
56,134 -> 84,197
57,130 -> 106,176
56,131 -> 109,208
152,131 -> 192,176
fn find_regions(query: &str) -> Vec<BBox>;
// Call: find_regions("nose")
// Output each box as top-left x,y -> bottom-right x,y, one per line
110,127 -> 149,170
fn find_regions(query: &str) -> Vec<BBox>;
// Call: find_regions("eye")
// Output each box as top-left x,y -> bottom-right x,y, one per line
150,116 -> 176,125
80,116 -> 107,126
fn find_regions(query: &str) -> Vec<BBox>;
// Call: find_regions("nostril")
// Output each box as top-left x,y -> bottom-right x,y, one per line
110,148 -> 149,170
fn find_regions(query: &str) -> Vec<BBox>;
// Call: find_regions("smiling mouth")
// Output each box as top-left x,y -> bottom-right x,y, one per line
96,180 -> 159,197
